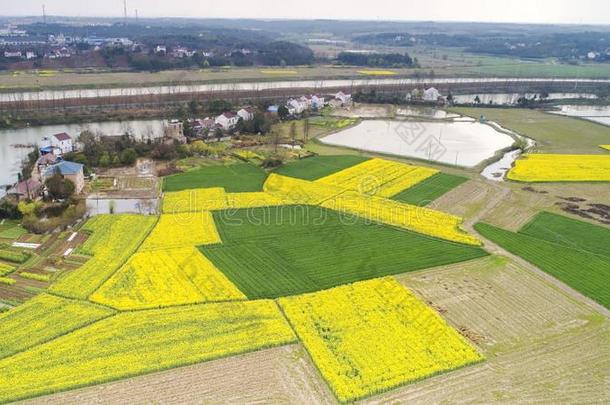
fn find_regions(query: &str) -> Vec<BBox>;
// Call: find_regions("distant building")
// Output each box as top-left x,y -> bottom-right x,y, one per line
3,51 -> 22,58
155,45 -> 167,54
423,87 -> 441,102
215,112 -> 240,130
43,161 -> 85,194
334,91 -> 352,106
25,51 -> 36,60
50,133 -> 74,155
165,120 -> 186,143
237,107 -> 255,121
267,105 -> 279,113
287,99 -> 307,115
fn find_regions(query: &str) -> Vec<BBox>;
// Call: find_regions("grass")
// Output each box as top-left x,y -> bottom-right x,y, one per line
0,223 -> 27,239
475,218 -> 610,309
392,173 -> 469,205
201,206 -> 487,299
450,108 -> 610,154
0,246 -> 31,264
0,294 -> 114,360
162,164 -> 268,193
0,300 -> 295,403
274,155 -> 369,181
519,212 -> 610,257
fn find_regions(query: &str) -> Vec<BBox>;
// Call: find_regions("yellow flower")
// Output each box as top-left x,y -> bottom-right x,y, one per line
279,278 -> 483,403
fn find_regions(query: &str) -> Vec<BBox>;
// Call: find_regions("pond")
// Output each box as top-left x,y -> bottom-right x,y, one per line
547,105 -> 610,126
0,119 -> 166,196
452,92 -> 597,105
320,119 -> 515,168
85,198 -> 159,216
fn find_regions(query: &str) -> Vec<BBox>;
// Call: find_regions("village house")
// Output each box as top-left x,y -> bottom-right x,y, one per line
42,161 -> 85,194
237,107 -> 255,121
334,91 -> 352,106
215,112 -> 240,130
3,51 -> 22,58
6,179 -> 42,201
33,153 -> 61,182
287,98 -> 308,115
155,45 -> 167,54
48,132 -> 74,155
423,87 -> 441,102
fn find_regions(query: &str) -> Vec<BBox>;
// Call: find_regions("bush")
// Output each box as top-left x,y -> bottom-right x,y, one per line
120,148 -> 138,165
45,174 -> 76,200
262,156 -> 284,168
0,201 -> 22,220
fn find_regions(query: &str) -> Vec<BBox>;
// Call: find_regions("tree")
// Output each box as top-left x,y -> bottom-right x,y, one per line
303,118 -> 310,142
278,105 -> 290,120
120,148 -> 137,165
474,95 -> 481,104
45,174 -> 75,200
289,122 -> 297,146
99,152 -> 111,167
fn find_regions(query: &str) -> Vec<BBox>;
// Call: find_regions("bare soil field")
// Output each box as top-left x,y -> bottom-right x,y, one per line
24,345 -> 336,405
369,256 -> 610,404
433,179 -> 610,231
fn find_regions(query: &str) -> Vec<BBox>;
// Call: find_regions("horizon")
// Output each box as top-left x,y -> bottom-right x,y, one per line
3,0 -> 610,25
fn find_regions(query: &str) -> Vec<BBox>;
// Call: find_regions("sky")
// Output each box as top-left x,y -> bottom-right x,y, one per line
2,0 -> 610,25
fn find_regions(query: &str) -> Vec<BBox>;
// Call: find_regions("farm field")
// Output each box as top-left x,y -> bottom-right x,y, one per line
475,219 -> 610,309
376,255 -> 610,404
392,173 -> 469,206
273,155 -> 369,181
22,345 -> 335,405
202,206 -> 487,299
28,255 -> 610,404
451,107 -> 610,154
519,211 -> 610,257
162,163 -> 267,192
49,214 -> 157,299
316,158 -> 439,198
507,154 -> 610,182
279,278 -> 483,402
0,294 -> 115,359
0,300 -> 296,403
90,247 -> 245,310
139,211 -> 221,251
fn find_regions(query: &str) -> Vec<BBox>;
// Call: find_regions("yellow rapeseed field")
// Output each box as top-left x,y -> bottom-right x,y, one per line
264,173 -> 342,205
162,187 -> 227,213
225,191 -> 289,209
600,145 -> 610,151
321,191 -> 481,245
317,158 -> 438,197
508,154 -> 610,182
50,215 -> 157,299
358,70 -> 397,76
0,294 -> 114,359
90,247 -> 245,310
140,211 -> 221,251
0,300 -> 296,403
279,278 -> 483,403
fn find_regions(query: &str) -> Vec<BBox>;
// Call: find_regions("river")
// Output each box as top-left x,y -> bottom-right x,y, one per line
1,77 -> 609,103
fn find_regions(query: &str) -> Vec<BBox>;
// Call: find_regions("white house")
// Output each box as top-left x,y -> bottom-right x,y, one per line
25,51 -> 36,60
287,99 -> 307,115
155,45 -> 167,54
423,87 -> 441,102
334,91 -> 352,105
307,95 -> 325,109
3,51 -> 22,58
237,107 -> 255,121
215,112 -> 240,130
51,132 -> 74,155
